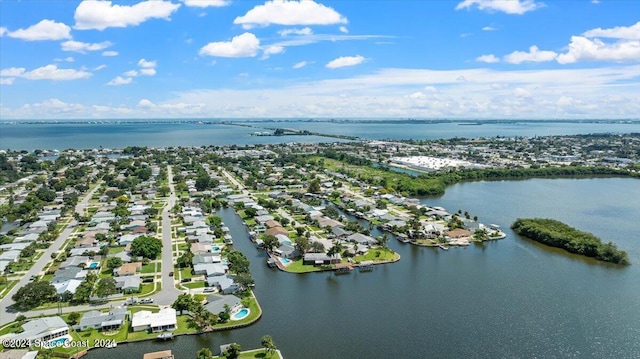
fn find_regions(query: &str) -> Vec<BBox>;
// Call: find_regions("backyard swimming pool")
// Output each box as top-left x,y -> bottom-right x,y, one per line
88,262 -> 99,269
279,258 -> 291,265
212,246 -> 221,252
231,308 -> 250,321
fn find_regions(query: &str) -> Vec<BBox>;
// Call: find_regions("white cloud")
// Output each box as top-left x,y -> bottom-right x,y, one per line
74,0 -> 181,30
339,26 -> 349,33
513,87 -> 532,98
262,45 -> 285,59
107,76 -> 133,86
3,19 -> 71,41
61,40 -> 113,53
456,0 -> 542,14
234,0 -> 347,29
102,50 -> 119,56
0,27 -> 7,37
138,59 -> 157,68
124,70 -> 139,77
476,54 -> 500,63
94,64 -> 107,71
326,55 -> 365,69
181,0 -> 230,7
278,27 -> 313,36
0,68 -> 26,77
504,45 -> 557,64
137,99 -> 155,107
54,57 -> 75,63
582,21 -> 640,40
140,68 -> 157,76
0,65 -> 91,81
556,36 -> 640,64
292,61 -> 308,69
199,32 -> 260,57
0,78 -> 15,85
482,26 -> 497,31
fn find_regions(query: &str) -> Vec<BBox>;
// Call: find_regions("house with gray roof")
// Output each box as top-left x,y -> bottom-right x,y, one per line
52,266 -> 86,284
115,275 -> 142,293
59,256 -> 89,269
347,233 -> 378,246
0,317 -> 70,345
206,275 -> 239,294
303,253 -> 341,265
192,253 -> 221,265
77,307 -> 127,331
274,244 -> 299,259
193,263 -> 228,277
204,294 -> 241,314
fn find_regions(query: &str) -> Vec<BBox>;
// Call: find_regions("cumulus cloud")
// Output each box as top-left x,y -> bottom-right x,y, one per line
181,0 -> 230,7
456,0 -> 542,14
339,26 -> 349,33
504,45 -> 557,64
278,27 -> 313,36
326,55 -> 365,69
0,64 -> 92,81
199,32 -> 260,57
107,76 -> 133,86
102,50 -> 119,56
138,59 -> 157,68
234,0 -> 347,29
0,78 -> 15,85
3,19 -> 71,41
74,0 -> 181,30
138,99 -> 155,107
556,36 -> 640,64
61,40 -> 113,53
262,45 -> 285,59
292,61 -> 308,69
582,21 -> 640,40
476,54 -> 500,63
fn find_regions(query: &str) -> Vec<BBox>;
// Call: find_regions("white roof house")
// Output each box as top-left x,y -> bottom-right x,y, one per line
0,317 -> 70,345
131,308 -> 177,333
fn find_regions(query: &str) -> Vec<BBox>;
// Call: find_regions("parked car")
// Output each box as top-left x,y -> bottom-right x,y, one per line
140,298 -> 154,304
180,278 -> 191,283
168,271 -> 174,277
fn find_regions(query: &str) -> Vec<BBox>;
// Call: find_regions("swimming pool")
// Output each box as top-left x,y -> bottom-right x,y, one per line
279,258 -> 292,265
231,308 -> 250,320
88,262 -> 99,269
212,246 -> 221,252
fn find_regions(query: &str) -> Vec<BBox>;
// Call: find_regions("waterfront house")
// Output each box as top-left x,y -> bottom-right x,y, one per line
192,253 -> 222,265
274,244 -> 299,259
207,275 -> 240,294
265,226 -> 289,237
303,253 -> 341,265
193,262 -> 228,276
77,307 -> 127,331
346,233 -> 378,246
204,293 -> 241,314
190,243 -> 212,254
0,317 -> 70,345
131,308 -> 177,332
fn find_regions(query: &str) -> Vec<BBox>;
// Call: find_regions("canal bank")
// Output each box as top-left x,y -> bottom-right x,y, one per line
86,178 -> 640,359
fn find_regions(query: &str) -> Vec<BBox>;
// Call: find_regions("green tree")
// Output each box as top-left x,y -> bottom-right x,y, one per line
261,335 -> 276,355
262,235 -> 279,252
67,312 -> 81,325
223,343 -> 242,359
244,207 -> 257,218
307,179 -> 321,193
177,250 -> 194,268
106,257 -> 123,270
94,277 -> 118,298
196,348 -> 213,359
172,293 -> 196,315
130,235 -> 163,259
294,235 -> 310,255
11,281 -> 57,310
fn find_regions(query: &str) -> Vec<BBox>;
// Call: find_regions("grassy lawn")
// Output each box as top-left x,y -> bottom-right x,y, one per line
182,281 -> 206,289
138,283 -> 155,296
141,263 -> 158,274
109,246 -> 125,254
179,267 -> 193,279
178,242 -> 190,251
284,259 -> 322,273
76,324 -> 128,346
354,248 -> 399,262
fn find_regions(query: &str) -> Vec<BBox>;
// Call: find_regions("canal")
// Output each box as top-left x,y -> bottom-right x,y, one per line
87,177 -> 640,359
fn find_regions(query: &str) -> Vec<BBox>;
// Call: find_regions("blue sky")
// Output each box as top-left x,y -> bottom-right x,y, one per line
0,0 -> 638,119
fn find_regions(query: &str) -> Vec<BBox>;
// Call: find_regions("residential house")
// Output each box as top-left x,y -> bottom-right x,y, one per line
303,253 -> 341,265
0,317 -> 70,345
77,307 -> 127,331
193,263 -> 228,277
207,275 -> 239,294
346,233 -> 378,246
114,262 -> 142,276
131,308 -> 177,332
115,275 -> 141,293
204,294 -> 241,314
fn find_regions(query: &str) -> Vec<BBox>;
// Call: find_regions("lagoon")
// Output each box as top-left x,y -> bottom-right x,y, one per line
87,177 -> 640,359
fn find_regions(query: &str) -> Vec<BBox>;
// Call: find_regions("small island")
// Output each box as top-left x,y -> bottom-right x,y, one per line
511,218 -> 630,265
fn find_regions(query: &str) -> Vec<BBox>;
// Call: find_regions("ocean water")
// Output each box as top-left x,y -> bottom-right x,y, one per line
1,120 -> 638,150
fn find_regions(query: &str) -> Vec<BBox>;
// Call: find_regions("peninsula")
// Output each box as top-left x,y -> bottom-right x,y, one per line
511,218 -> 630,264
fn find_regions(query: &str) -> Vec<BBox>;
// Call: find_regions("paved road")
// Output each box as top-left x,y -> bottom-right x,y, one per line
0,183 -> 102,325
153,165 -> 182,306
